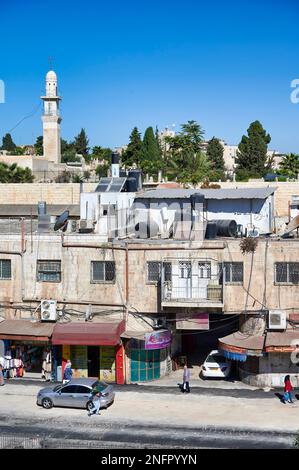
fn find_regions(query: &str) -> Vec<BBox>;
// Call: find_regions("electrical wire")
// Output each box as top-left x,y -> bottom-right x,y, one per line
6,102 -> 42,134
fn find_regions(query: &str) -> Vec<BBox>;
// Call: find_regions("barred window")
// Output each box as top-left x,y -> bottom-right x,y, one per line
37,260 -> 61,282
0,260 -> 11,280
223,262 -> 243,284
91,261 -> 115,282
147,262 -> 172,283
179,261 -> 191,279
275,262 -> 299,284
198,262 -> 211,279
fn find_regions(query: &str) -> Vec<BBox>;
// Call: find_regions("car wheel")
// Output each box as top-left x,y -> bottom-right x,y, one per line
42,397 -> 53,409
86,400 -> 94,411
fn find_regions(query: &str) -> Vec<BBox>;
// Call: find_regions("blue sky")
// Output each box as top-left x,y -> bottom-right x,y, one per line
0,0 -> 299,152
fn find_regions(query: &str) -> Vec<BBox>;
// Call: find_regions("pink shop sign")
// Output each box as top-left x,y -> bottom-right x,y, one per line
144,330 -> 172,350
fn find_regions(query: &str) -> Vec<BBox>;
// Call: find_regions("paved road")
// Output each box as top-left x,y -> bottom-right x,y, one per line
5,378 -> 289,399
1,381 -> 298,449
0,416 -> 295,449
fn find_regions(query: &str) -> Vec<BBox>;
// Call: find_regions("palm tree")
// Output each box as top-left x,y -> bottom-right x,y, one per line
279,153 -> 299,178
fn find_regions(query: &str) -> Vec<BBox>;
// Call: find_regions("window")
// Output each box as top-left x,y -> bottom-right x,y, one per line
37,260 -> 61,282
91,261 -> 115,283
223,262 -> 243,284
179,261 -> 191,279
74,385 -> 91,394
147,262 -> 172,283
60,385 -> 78,394
275,262 -> 299,284
0,260 -> 11,280
198,262 -> 211,279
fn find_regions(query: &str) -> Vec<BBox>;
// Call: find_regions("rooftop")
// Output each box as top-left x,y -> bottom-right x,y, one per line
136,187 -> 276,200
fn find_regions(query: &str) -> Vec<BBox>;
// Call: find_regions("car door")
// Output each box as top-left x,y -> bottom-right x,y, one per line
56,385 -> 78,407
72,385 -> 92,408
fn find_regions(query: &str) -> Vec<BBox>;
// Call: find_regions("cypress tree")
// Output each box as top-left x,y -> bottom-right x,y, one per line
121,127 -> 143,167
236,120 -> 271,177
2,133 -> 16,152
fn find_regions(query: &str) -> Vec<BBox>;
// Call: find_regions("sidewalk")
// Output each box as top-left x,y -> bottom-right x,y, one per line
135,366 -> 259,390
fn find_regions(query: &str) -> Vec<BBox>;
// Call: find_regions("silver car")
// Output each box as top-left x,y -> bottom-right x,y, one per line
36,378 -> 115,411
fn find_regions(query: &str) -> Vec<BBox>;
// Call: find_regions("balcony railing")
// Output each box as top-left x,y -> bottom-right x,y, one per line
162,282 -> 223,303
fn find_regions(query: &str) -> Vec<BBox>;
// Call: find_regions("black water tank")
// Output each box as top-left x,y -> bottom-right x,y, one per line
190,193 -> 204,209
211,219 -> 238,237
120,169 -> 127,178
126,177 -> 138,192
111,152 -> 119,164
205,222 -> 217,239
129,169 -> 142,190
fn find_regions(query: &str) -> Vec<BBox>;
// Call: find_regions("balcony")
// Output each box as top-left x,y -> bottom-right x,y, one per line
161,259 -> 224,308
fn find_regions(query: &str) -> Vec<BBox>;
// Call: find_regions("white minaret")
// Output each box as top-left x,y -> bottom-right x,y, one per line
41,70 -> 62,164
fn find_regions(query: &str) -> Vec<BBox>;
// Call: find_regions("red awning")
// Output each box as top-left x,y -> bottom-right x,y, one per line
52,320 -> 125,346
0,319 -> 54,342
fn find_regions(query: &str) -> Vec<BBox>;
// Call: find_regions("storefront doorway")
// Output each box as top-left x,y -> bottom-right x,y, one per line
130,349 -> 160,382
88,346 -> 100,377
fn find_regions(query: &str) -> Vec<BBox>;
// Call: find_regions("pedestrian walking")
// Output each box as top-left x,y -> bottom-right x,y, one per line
182,363 -> 190,393
88,383 -> 103,416
283,375 -> 294,403
63,360 -> 73,384
0,361 -> 4,386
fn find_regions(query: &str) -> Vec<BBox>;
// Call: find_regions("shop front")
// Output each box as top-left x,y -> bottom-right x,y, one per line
219,330 -> 299,387
124,329 -> 172,383
51,320 -> 126,384
0,319 -> 54,380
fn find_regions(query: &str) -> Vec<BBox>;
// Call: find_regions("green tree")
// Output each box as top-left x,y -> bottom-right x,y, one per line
74,128 -> 89,160
34,136 -> 43,156
0,162 -> 34,182
279,153 -> 299,178
164,120 -> 208,183
91,146 -> 112,162
2,133 -> 16,152
121,127 -> 143,167
236,120 -> 271,179
95,163 -> 109,178
141,126 -> 164,176
206,137 -> 225,171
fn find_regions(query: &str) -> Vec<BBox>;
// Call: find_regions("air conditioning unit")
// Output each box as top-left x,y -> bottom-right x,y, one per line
153,317 -> 167,329
78,219 -> 95,233
268,310 -> 287,330
41,299 -> 57,322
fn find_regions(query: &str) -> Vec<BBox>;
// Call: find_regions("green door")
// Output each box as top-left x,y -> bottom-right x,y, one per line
130,350 -> 139,382
153,350 -> 160,379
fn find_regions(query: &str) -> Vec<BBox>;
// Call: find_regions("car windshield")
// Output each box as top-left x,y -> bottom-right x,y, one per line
53,385 -> 62,392
92,380 -> 107,390
206,355 -> 226,363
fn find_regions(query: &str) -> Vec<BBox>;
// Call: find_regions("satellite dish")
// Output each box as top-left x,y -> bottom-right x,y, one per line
54,210 -> 69,231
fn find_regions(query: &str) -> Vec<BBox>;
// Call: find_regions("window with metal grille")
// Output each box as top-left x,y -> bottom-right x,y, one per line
91,261 -> 115,282
198,262 -> 211,279
223,262 -> 243,284
275,262 -> 299,284
147,262 -> 172,283
37,260 -> 61,282
179,261 -> 191,279
0,260 -> 11,280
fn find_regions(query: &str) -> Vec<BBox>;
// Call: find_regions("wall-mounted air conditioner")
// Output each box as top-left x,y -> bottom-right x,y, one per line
268,310 -> 287,330
41,299 -> 57,322
79,219 -> 95,233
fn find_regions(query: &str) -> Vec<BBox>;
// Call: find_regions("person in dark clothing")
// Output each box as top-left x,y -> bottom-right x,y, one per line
283,375 -> 294,403
63,360 -> 73,384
